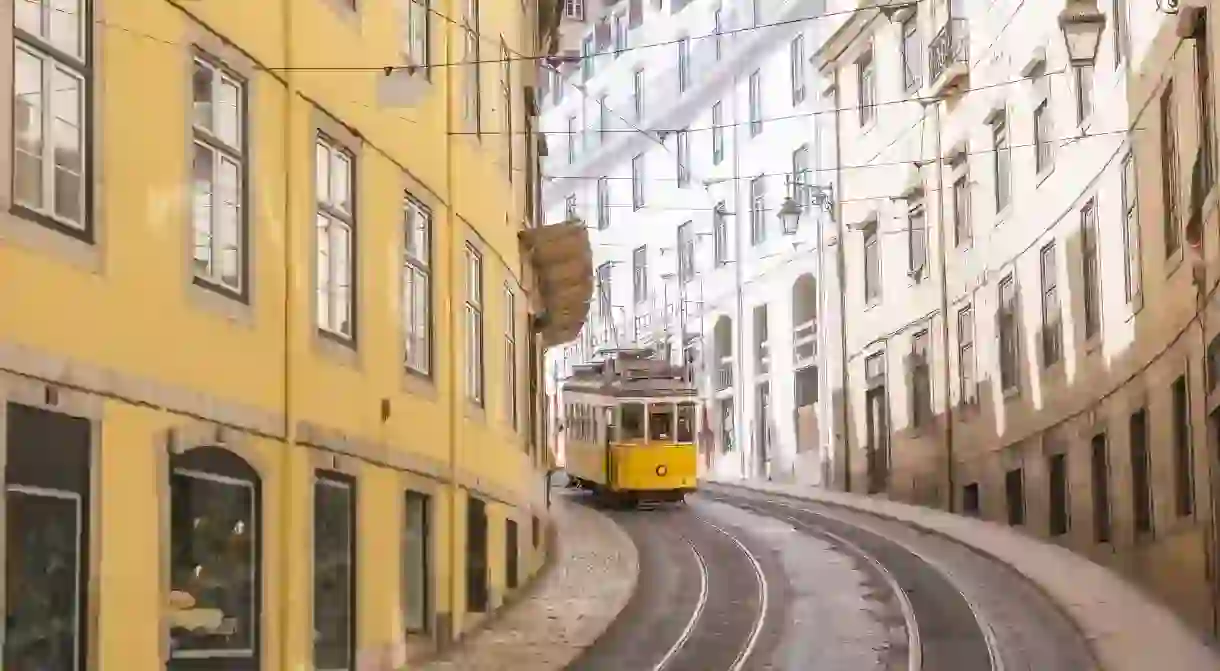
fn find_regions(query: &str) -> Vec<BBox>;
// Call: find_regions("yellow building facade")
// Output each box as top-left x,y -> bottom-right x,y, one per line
0,0 -> 586,668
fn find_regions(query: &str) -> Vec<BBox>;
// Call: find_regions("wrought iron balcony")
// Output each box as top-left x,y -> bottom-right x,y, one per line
716,358 -> 734,391
928,18 -> 969,94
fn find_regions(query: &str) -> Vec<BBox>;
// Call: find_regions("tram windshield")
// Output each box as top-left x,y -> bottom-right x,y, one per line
676,404 -> 696,443
620,403 -> 646,442
649,404 -> 674,441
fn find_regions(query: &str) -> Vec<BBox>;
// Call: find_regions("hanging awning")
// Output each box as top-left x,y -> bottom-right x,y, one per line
520,220 -> 593,347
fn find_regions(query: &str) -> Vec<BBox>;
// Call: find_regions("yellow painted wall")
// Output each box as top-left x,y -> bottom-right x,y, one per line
0,0 -> 556,668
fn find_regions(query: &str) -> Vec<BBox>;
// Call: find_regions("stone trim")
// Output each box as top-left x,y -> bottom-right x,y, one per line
0,339 -> 285,438
181,19 -> 263,324
0,371 -> 104,671
296,419 -> 450,481
0,0 -> 108,272
310,107 -> 365,369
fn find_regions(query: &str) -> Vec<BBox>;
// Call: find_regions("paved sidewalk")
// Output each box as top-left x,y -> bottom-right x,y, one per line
421,494 -> 639,671
707,477 -> 1220,671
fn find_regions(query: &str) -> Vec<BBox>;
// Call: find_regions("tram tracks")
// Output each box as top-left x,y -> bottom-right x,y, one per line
703,489 -> 1000,671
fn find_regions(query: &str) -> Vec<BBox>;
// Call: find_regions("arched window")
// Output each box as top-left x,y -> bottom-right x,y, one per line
792,274 -> 818,367
168,446 -> 261,670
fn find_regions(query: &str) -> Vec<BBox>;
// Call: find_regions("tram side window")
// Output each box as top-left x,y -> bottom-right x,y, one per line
676,404 -> 696,443
621,403 -> 646,442
649,404 -> 674,442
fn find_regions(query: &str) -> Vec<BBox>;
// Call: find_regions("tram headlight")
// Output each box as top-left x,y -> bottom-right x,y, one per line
655,464 -> 668,476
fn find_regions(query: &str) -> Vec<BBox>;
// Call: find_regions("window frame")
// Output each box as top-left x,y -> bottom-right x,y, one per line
900,17 -> 921,91
1161,82 -> 1181,256
190,54 -> 249,300
1039,242 -> 1061,368
631,153 -> 645,210
676,128 -> 690,187
402,490 -> 431,634
857,45 -> 876,126
957,305 -> 976,406
748,69 -> 763,136
749,175 -> 766,245
403,195 -> 432,376
863,224 -> 880,303
504,284 -> 518,429
1121,152 -> 1143,303
711,101 -> 724,164
315,135 -> 358,344
677,220 -> 695,283
998,274 -> 1019,392
1080,198 -> 1102,341
790,33 -> 806,104
312,470 -> 358,671
992,112 -> 1011,212
596,177 -> 610,229
713,203 -> 728,265
632,245 -> 648,304
465,244 -> 485,405
12,0 -> 94,241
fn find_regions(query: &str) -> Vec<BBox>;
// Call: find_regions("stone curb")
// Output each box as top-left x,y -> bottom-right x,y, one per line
705,477 -> 1220,671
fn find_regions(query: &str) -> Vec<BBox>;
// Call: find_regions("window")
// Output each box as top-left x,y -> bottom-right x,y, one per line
677,404 -> 696,442
957,306 -> 976,406
678,221 -> 695,283
402,0 -> 430,70
676,129 -> 690,187
1080,199 -> 1101,340
596,262 -> 612,318
857,46 -> 876,126
952,158 -> 971,247
504,285 -> 518,429
613,12 -> 627,55
1040,243 -> 1061,367
316,138 -> 356,340
462,0 -> 481,132
190,57 -> 247,297
753,304 -> 769,375
403,491 -> 430,632
713,203 -> 728,265
1122,153 -> 1142,301
1048,452 -> 1069,536
719,398 -> 735,451
678,37 -> 691,92
712,102 -> 725,164
580,35 -> 594,82
749,176 -> 766,245
1113,0 -> 1129,64
1074,63 -> 1095,125
795,366 -> 818,407
1197,18 -> 1215,196
908,200 -> 926,277
404,197 -> 432,374
633,69 -> 645,120
596,177 -> 610,229
13,0 -> 89,235
790,34 -> 806,104
749,70 -> 763,136
168,446 -> 259,663
792,275 -> 817,365
598,95 -> 608,143
466,497 -> 489,612
1130,408 -> 1153,534
751,0 -> 761,26
649,404 -> 675,441
910,330 -> 931,428
992,113 -> 1011,211
792,145 -> 810,211
901,18 -> 921,91
714,7 -> 724,60
632,153 -> 645,209
564,193 -> 577,220
566,116 -> 576,164
1172,375 -> 1193,517
505,519 -> 520,590
621,403 -> 645,440
998,275 -> 1019,391
314,472 -> 356,671
863,225 -> 880,303
501,40 -> 512,178
1005,467 -> 1025,526
1034,101 -> 1054,174
1162,83 -> 1181,255
465,245 -> 485,404
632,246 -> 647,304
564,0 -> 583,19
1091,433 -> 1111,543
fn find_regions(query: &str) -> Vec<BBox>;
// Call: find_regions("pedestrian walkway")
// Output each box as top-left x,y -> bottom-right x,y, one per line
706,477 -> 1220,671
421,494 -> 638,671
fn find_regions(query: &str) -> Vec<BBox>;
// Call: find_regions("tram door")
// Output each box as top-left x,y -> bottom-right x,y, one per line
604,406 -> 616,486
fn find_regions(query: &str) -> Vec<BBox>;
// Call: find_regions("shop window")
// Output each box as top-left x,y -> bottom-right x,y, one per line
5,404 -> 92,671
403,490 -> 430,633
314,472 -> 356,670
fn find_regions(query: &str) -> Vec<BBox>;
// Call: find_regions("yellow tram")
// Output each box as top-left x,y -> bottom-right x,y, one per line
561,348 -> 699,506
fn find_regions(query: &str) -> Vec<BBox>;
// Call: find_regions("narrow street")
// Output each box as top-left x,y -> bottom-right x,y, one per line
563,483 -> 1099,671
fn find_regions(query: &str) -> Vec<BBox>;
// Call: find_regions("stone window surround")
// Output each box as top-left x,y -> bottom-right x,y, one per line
184,22 -> 260,326
400,176 -> 441,402
0,0 -> 108,273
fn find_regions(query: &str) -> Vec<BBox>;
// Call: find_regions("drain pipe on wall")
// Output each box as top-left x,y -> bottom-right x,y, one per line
929,100 -> 956,512
830,69 -> 852,493
279,0 -> 298,665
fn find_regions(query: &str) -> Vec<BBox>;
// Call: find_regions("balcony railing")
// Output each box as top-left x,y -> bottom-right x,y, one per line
716,358 -> 734,391
928,18 -> 969,87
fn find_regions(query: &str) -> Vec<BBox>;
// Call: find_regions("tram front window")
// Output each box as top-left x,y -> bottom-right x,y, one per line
621,403 -> 646,442
676,404 -> 696,443
649,404 -> 674,442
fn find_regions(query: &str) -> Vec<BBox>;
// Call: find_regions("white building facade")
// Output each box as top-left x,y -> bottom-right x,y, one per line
540,0 -> 839,482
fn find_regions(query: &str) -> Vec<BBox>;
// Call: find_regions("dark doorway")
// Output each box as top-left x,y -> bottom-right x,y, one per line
466,497 -> 489,614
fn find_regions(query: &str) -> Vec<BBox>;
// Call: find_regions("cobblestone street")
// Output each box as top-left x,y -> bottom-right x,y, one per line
420,495 -> 638,671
